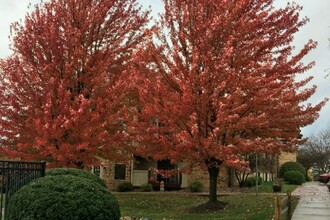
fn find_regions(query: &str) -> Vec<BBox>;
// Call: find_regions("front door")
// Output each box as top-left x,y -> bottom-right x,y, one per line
157,159 -> 181,189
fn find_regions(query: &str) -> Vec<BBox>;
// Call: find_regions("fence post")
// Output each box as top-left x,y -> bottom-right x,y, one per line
274,195 -> 279,220
40,162 -> 46,177
286,191 -> 292,220
274,194 -> 282,220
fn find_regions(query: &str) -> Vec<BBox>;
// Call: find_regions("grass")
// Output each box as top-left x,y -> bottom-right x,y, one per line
251,181 -> 298,193
114,193 -> 294,220
114,181 -> 300,220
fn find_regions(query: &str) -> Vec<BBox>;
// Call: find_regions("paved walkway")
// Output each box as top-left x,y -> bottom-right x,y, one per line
291,181 -> 330,220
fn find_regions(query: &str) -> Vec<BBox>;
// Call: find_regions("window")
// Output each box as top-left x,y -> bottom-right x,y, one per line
114,164 -> 126,180
92,166 -> 100,177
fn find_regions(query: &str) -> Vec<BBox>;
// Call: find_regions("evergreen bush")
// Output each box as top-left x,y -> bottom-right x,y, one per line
283,171 -> 305,185
140,183 -> 153,192
7,175 -> 120,220
279,161 -> 306,180
117,181 -> 134,192
46,168 -> 107,188
243,176 -> 262,187
188,181 -> 204,192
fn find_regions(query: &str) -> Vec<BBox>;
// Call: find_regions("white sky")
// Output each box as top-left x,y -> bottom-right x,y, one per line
0,0 -> 329,138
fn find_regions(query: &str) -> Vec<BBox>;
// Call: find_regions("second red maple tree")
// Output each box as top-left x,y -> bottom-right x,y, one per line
131,0 -> 326,204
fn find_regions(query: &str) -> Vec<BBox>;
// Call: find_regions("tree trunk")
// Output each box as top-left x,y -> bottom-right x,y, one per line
208,165 -> 220,203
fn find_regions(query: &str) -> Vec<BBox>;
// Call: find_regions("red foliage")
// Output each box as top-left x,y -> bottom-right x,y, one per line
130,0 -> 327,201
0,0 -> 150,168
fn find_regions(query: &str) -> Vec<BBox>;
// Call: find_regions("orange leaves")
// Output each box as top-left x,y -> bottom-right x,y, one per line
0,0 -> 151,168
131,0 -> 326,175
0,0 -> 327,174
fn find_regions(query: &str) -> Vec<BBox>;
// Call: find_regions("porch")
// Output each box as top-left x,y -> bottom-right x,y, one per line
131,157 -> 187,190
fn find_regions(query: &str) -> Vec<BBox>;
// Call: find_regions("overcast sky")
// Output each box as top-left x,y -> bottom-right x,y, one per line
0,0 -> 329,138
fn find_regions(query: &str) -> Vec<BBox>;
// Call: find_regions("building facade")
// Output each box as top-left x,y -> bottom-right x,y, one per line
92,150 -> 296,191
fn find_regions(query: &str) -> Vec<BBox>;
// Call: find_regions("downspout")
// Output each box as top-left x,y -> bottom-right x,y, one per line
130,155 -> 134,185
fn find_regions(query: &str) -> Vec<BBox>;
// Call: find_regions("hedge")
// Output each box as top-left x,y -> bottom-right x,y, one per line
188,181 -> 204,192
117,181 -> 134,192
46,168 -> 107,188
7,175 -> 120,220
284,171 -> 305,185
279,161 -> 306,180
243,176 -> 262,187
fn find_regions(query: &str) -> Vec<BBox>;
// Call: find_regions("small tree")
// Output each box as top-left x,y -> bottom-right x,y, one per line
232,153 -> 276,187
231,155 -> 251,187
298,130 -> 330,174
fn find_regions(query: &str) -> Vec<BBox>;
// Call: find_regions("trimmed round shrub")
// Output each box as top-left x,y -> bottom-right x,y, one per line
243,176 -> 262,187
284,171 -> 305,185
279,162 -> 306,180
140,183 -> 153,192
188,181 -> 204,192
117,181 -> 134,192
46,168 -> 107,188
7,175 -> 120,220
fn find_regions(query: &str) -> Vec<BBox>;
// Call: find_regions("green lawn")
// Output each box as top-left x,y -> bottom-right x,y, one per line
114,181 -> 300,220
251,181 -> 298,193
114,193 -> 294,220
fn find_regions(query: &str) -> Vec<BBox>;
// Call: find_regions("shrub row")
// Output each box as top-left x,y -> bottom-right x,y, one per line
117,181 -> 153,192
117,181 -> 205,192
117,181 -> 154,192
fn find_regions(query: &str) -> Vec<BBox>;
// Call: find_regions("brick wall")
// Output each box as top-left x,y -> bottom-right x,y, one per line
187,164 -> 229,191
100,160 -> 132,191
98,151 -> 296,191
278,151 -> 297,167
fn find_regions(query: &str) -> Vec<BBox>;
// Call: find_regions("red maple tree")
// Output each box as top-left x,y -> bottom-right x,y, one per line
131,0 -> 327,204
0,0 -> 150,168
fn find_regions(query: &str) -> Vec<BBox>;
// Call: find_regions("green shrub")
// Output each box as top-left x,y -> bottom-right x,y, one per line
243,176 -> 263,187
7,175 -> 120,220
140,183 -> 153,192
117,181 -> 134,192
188,181 -> 204,192
46,168 -> 107,188
279,162 -> 306,180
284,171 -> 305,185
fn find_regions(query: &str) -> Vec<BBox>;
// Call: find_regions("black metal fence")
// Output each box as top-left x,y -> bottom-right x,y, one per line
0,160 -> 46,219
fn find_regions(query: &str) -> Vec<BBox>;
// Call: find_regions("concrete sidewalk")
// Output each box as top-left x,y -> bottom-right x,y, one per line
291,181 -> 330,220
